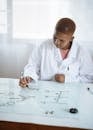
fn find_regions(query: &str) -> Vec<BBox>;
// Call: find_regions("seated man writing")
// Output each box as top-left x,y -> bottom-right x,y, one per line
19,18 -> 93,87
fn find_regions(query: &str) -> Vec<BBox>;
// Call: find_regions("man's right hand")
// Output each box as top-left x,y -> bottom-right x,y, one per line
19,76 -> 33,88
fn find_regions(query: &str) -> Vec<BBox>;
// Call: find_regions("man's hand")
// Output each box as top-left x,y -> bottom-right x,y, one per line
55,74 -> 65,83
19,76 -> 33,87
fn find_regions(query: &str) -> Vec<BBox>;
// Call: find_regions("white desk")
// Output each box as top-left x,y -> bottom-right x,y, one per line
0,78 -> 93,130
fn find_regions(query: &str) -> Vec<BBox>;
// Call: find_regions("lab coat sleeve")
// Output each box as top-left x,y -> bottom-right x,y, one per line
65,48 -> 93,83
24,45 -> 41,81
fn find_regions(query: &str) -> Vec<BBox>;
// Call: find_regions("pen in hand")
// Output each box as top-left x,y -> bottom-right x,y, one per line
21,72 -> 24,79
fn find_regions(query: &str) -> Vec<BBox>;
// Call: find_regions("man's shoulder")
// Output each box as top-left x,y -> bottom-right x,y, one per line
40,39 -> 54,49
72,40 -> 86,53
75,41 -> 93,59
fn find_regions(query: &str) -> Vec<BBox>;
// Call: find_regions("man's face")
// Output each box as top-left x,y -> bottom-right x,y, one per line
54,32 -> 74,50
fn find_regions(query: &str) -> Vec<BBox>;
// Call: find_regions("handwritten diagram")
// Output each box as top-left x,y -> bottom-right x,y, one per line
0,80 -> 80,119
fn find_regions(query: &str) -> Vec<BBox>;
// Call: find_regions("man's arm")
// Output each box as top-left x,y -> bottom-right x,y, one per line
55,48 -> 93,83
65,48 -> 93,83
19,46 -> 41,87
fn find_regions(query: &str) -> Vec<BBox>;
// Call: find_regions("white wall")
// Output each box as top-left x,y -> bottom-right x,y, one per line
0,0 -> 93,44
12,0 -> 93,42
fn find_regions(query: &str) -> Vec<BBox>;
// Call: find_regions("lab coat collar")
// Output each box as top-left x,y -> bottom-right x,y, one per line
68,40 -> 79,59
52,39 -> 79,60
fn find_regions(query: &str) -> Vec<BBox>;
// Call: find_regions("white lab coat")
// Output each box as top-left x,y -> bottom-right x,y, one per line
24,39 -> 93,83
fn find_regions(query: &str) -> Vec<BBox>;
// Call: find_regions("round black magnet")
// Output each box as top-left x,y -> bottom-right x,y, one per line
69,108 -> 78,114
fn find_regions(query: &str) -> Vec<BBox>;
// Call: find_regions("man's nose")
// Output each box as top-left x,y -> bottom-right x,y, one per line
55,39 -> 60,44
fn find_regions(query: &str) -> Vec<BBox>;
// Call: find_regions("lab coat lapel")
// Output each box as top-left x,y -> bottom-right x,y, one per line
63,41 -> 79,65
53,41 -> 79,68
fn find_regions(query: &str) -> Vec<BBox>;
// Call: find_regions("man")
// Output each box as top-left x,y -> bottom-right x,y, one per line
19,18 -> 93,87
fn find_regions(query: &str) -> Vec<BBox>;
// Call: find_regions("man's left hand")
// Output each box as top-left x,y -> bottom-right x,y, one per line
55,74 -> 65,83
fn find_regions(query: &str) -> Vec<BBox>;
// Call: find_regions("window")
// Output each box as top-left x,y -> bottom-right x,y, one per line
0,0 -> 7,34
1,0 -> 93,41
13,0 -> 70,39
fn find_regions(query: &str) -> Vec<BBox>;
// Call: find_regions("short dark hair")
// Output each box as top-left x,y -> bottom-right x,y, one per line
55,18 -> 76,35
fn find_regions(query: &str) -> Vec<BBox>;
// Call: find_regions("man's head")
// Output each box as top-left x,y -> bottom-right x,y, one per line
54,18 -> 76,50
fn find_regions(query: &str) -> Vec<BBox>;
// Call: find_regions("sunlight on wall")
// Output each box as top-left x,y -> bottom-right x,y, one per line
0,0 -> 93,41
12,0 -> 93,41
13,0 -> 71,39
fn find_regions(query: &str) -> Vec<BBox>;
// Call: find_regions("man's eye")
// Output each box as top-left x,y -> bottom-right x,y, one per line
60,40 -> 64,42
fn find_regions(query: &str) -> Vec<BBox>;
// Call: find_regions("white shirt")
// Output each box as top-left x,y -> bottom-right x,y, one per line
24,39 -> 93,83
